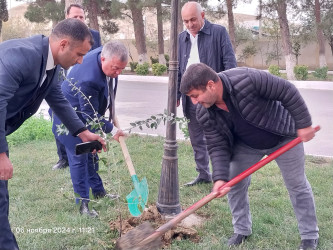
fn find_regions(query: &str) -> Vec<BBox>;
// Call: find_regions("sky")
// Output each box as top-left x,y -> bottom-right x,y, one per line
7,0 -> 260,16
233,0 -> 259,15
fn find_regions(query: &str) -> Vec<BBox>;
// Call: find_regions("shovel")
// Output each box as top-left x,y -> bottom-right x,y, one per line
113,116 -> 149,217
116,126 -> 320,249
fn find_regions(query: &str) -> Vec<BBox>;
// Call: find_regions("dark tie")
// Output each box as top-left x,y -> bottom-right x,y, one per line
108,78 -> 115,122
42,69 -> 56,87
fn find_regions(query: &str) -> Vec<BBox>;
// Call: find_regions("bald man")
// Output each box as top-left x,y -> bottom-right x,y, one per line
177,1 -> 237,187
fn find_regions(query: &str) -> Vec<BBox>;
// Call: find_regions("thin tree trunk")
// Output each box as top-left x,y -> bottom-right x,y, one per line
0,21 -> 2,42
128,0 -> 148,64
86,0 -> 99,31
276,0 -> 295,80
329,37 -> 333,56
0,0 -> 8,36
226,0 -> 236,52
258,0 -> 262,39
177,1 -> 183,34
156,0 -> 166,65
314,0 -> 327,67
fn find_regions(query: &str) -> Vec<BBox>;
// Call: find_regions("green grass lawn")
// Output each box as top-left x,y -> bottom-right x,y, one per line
7,136 -> 333,249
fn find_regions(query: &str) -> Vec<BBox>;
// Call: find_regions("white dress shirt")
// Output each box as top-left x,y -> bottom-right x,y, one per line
40,44 -> 56,86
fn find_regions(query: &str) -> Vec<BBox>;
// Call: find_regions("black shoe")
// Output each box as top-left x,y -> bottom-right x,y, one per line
93,191 -> 119,200
227,233 -> 248,246
52,159 -> 68,170
184,175 -> 212,186
299,239 -> 318,250
79,200 -> 98,218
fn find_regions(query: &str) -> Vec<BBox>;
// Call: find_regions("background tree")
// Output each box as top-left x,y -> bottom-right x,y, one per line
226,0 -> 236,51
262,18 -> 282,66
25,0 -> 119,36
322,7 -> 333,55
290,23 -> 315,65
300,0 -> 332,67
275,0 -> 296,79
24,0 -> 65,27
235,25 -> 258,63
207,0 -> 252,53
0,0 -> 8,40
127,0 -> 148,63
257,0 -> 263,38
261,0 -> 297,79
314,0 -> 327,67
156,0 -> 166,65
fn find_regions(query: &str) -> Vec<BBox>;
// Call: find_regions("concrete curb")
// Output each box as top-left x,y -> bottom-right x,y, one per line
119,75 -> 333,90
119,75 -> 168,83
290,81 -> 333,90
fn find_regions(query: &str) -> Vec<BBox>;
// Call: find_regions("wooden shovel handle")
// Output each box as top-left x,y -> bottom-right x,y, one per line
119,136 -> 136,176
113,115 -> 136,177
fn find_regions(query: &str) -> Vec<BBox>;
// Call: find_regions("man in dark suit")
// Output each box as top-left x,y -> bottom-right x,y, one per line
65,3 -> 102,50
52,41 -> 128,217
51,3 -> 102,170
177,2 -> 237,187
0,19 -> 106,250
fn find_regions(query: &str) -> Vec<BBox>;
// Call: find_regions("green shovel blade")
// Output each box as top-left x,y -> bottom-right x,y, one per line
126,176 -> 148,217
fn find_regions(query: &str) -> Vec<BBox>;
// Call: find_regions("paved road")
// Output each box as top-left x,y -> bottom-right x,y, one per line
298,89 -> 333,157
38,77 -> 333,157
116,80 -> 333,158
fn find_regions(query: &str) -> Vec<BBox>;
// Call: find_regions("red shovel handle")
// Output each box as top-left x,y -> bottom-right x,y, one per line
139,126 -> 320,245
222,125 -> 320,189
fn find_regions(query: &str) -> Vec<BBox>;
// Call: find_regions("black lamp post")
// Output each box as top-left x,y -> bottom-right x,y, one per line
156,0 -> 181,215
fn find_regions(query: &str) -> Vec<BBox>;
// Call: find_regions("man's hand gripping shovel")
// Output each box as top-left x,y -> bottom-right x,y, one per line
115,126 -> 320,249
113,116 -> 148,217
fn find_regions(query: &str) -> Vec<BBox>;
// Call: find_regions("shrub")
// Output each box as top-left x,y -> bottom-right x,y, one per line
313,66 -> 328,80
268,65 -> 281,77
164,54 -> 170,62
7,114 -> 54,146
151,63 -> 167,76
150,56 -> 159,64
294,65 -> 308,80
129,62 -> 138,72
135,62 -> 150,75
164,54 -> 170,70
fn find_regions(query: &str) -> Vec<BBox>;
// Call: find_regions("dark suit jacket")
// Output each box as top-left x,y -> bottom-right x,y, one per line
177,19 -> 237,116
90,29 -> 101,50
52,47 -> 117,139
0,35 -> 85,153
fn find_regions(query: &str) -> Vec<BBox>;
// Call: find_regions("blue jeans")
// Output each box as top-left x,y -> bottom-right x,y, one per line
227,138 -> 319,240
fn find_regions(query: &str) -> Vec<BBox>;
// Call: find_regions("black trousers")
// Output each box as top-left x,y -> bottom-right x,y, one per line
0,180 -> 19,250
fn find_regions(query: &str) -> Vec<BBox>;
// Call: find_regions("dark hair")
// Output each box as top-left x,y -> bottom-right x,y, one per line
180,63 -> 219,94
66,4 -> 84,15
51,18 -> 94,47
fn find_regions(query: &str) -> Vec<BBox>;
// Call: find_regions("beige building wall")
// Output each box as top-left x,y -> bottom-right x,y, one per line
238,40 -> 333,70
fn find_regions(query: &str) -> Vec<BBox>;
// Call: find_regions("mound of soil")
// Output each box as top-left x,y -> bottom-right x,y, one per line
110,205 -> 202,248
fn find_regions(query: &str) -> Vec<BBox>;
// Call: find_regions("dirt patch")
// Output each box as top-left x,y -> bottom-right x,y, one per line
110,204 -> 203,248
